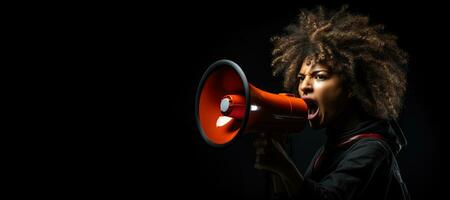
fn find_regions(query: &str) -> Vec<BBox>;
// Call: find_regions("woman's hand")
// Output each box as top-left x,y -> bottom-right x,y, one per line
253,133 -> 296,179
253,133 -> 305,197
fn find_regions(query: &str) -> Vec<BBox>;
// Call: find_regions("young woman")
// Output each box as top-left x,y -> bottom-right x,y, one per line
254,6 -> 410,200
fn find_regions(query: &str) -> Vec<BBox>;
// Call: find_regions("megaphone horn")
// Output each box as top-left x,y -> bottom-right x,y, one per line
195,59 -> 308,147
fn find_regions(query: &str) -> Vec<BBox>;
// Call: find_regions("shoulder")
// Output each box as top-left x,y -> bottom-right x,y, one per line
348,138 -> 390,153
339,138 -> 391,167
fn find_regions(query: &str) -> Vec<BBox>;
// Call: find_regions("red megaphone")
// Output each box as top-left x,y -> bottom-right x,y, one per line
195,59 -> 308,147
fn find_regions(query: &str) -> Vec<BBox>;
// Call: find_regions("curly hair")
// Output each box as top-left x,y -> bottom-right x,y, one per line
271,5 -> 408,120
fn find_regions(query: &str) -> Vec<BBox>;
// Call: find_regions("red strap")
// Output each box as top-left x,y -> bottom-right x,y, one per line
337,133 -> 384,148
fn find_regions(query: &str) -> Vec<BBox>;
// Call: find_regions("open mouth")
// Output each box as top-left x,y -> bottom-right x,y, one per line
303,98 -> 320,120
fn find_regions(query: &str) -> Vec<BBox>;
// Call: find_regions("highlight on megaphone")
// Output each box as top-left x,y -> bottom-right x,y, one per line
195,59 -> 308,147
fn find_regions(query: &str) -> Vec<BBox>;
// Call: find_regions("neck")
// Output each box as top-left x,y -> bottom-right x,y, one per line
328,103 -> 368,133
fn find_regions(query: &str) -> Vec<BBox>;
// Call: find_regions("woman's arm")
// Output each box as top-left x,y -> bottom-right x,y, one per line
254,133 -> 305,197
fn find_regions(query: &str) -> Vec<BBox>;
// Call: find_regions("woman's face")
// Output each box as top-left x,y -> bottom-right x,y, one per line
298,58 -> 350,129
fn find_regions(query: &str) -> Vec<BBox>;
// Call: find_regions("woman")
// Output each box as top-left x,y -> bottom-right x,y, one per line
254,6 -> 410,200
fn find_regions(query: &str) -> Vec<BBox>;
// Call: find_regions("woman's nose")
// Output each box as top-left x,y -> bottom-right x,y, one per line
299,76 -> 313,96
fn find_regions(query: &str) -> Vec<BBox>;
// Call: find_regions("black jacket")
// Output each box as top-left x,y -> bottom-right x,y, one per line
279,120 -> 410,200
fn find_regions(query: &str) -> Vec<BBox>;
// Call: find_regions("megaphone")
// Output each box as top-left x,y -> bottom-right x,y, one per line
195,59 -> 308,147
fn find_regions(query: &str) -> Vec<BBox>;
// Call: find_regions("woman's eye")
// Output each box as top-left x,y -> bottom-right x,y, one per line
297,75 -> 305,82
315,74 -> 327,81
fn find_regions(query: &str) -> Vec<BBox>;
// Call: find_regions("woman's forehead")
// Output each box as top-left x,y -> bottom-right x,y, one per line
299,61 -> 331,74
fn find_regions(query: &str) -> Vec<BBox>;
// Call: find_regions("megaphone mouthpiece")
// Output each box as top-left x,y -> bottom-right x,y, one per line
220,95 -> 246,119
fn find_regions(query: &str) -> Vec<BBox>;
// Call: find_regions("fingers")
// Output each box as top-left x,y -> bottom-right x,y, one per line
254,135 -> 284,154
253,133 -> 293,175
254,133 -> 279,173
253,137 -> 268,146
253,132 -> 268,148
254,133 -> 268,168
255,140 -> 277,165
255,147 -> 265,156
253,137 -> 268,148
254,137 -> 267,160
254,162 -> 272,171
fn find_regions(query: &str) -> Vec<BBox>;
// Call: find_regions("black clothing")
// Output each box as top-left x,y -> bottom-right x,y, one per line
278,120 -> 410,200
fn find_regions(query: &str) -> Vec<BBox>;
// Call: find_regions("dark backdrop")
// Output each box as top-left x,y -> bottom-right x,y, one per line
68,1 -> 444,199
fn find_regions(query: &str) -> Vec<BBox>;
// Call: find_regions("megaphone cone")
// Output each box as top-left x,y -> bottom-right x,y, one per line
195,59 -> 308,147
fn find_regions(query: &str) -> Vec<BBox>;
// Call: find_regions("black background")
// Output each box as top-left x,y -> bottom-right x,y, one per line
58,1 -> 444,199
